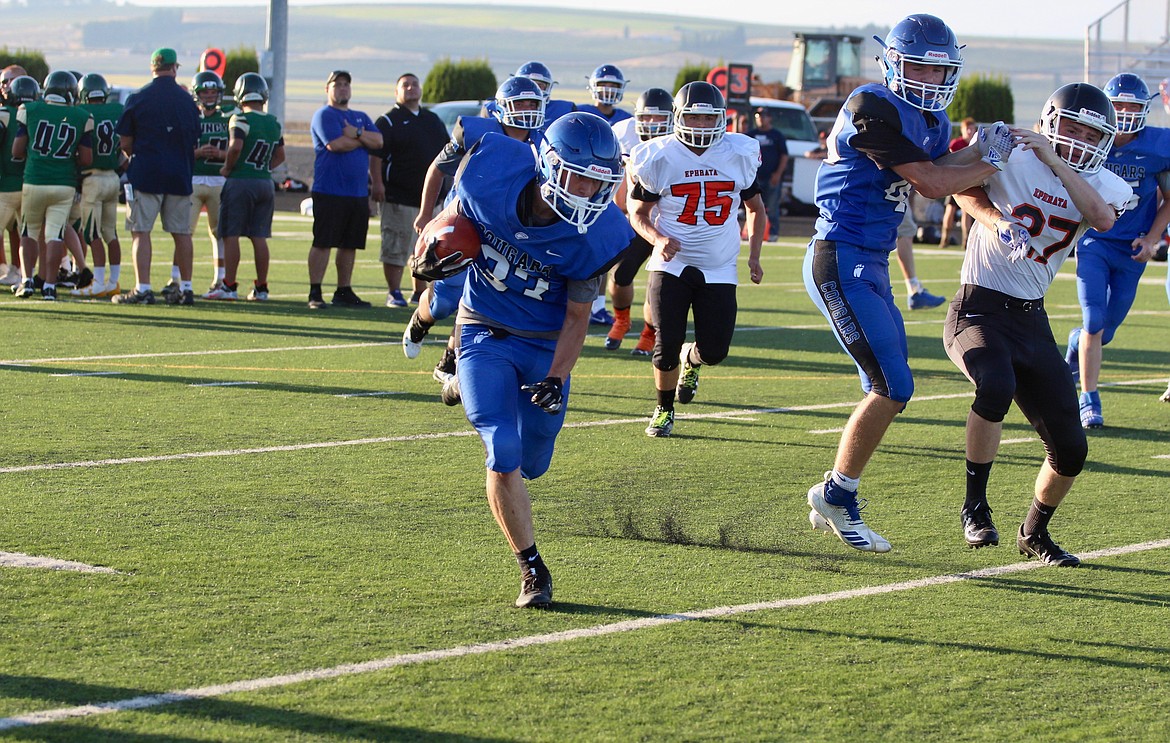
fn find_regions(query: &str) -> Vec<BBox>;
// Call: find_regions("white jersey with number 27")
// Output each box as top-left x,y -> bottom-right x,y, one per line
962,147 -> 1132,300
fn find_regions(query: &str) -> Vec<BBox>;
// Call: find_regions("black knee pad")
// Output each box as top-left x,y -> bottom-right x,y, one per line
970,374 -> 1015,423
1047,432 -> 1088,478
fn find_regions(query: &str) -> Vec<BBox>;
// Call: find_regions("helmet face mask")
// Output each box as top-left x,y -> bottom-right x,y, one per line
588,64 -> 627,106
1104,73 -> 1152,134
876,14 -> 963,112
634,87 -> 674,139
537,112 -> 624,234
673,82 -> 726,149
515,61 -> 556,101
1039,83 -> 1117,173
192,71 -> 224,109
493,76 -> 546,130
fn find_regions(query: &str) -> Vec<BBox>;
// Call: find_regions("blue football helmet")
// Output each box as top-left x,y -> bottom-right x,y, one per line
1104,73 -> 1152,133
1039,83 -> 1117,173
875,14 -> 963,112
588,64 -> 627,105
492,76 -> 546,130
673,82 -> 726,149
537,112 -> 624,234
515,61 -> 557,100
634,87 -> 674,139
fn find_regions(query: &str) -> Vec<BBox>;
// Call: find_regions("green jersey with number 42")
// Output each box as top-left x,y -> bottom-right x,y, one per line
17,100 -> 94,187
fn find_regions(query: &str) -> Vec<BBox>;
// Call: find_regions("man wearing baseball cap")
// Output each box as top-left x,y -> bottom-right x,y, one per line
307,70 -> 382,308
113,47 -> 201,304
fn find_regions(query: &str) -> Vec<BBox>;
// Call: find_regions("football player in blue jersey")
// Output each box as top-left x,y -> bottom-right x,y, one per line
1063,73 -> 1170,428
415,113 -> 632,608
514,61 -> 576,124
406,76 -> 548,389
803,14 -> 1015,553
578,64 -> 632,125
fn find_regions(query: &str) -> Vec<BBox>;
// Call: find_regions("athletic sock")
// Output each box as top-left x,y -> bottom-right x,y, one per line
1023,498 -> 1057,536
657,388 -> 676,410
170,265 -> 180,282
109,265 -> 121,285
825,470 -> 860,506
963,459 -> 993,513
906,276 -> 923,295
516,544 -> 547,576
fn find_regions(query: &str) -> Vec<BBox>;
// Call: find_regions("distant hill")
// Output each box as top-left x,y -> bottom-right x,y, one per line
9,1 -> 1106,127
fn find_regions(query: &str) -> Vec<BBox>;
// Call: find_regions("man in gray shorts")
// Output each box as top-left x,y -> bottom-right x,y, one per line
112,47 -> 201,305
369,73 -> 449,307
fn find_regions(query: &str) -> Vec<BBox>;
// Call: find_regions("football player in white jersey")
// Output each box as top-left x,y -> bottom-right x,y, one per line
945,83 -> 1133,565
627,81 -> 765,437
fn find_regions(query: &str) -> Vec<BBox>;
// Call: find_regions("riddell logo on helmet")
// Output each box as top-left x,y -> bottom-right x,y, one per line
1080,108 -> 1107,123
923,51 -> 951,61
587,164 -> 614,175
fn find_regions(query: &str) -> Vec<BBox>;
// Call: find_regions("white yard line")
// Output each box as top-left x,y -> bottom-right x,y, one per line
2,382 -> 1165,476
0,552 -> 123,574
2,537 -> 1166,731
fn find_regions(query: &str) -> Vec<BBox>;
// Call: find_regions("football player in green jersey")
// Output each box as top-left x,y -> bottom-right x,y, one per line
12,71 -> 93,300
0,70 -> 35,287
210,73 -> 284,301
72,73 -> 125,297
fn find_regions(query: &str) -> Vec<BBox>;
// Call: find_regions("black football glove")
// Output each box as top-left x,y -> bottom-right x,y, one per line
521,376 -> 563,415
410,237 -> 474,282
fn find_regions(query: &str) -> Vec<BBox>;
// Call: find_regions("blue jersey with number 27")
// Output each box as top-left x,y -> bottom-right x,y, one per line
455,133 -> 633,334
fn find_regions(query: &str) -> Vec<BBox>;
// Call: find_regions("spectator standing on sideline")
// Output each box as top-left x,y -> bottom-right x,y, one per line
939,116 -> 978,248
210,73 -> 284,301
746,107 -> 788,241
113,48 -> 201,305
802,15 -> 1012,553
307,70 -> 382,309
369,72 -> 448,307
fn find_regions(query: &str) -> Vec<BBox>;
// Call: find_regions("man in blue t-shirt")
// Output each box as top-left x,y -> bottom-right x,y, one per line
746,107 -> 788,241
307,70 -> 382,309
112,48 -> 201,305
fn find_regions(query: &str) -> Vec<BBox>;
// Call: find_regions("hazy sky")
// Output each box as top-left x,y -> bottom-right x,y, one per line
135,0 -> 1131,43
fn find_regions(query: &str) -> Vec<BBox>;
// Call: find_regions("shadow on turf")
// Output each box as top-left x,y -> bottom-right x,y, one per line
966,575 -> 1170,607
0,363 -> 447,401
0,675 -> 508,741
777,627 -> 1170,673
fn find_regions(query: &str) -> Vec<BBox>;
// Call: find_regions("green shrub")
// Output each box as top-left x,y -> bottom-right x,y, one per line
948,74 -> 1014,125
673,62 -> 712,95
0,47 -> 49,85
423,58 -> 496,103
223,47 -> 259,93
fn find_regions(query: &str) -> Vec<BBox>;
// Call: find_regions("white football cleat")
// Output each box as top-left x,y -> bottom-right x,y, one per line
402,325 -> 422,359
807,474 -> 891,553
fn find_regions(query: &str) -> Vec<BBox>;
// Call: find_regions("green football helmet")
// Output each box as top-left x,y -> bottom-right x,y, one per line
191,70 -> 224,107
43,70 -> 78,105
79,73 -> 111,104
234,72 -> 268,104
7,76 -> 40,105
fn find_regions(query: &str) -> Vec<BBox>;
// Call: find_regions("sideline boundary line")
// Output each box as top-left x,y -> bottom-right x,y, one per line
3,538 -> 1167,730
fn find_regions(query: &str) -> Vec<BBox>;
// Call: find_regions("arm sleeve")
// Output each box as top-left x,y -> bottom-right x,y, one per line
847,91 -> 933,168
566,275 -> 602,303
631,181 -> 661,202
740,182 -> 761,201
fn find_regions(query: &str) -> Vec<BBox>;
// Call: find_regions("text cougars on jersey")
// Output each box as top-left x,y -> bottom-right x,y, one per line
481,225 -> 552,278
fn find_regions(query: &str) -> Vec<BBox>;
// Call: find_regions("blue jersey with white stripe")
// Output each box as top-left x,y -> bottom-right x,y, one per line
813,84 -> 951,251
456,133 -> 632,334
1080,125 -> 1170,252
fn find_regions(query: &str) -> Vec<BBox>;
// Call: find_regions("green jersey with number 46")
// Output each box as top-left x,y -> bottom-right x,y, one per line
80,100 -> 124,172
17,100 -> 94,187
228,110 -> 283,180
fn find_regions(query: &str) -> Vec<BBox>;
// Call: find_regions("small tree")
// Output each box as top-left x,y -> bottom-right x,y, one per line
223,46 -> 259,93
422,58 -> 496,103
948,74 -> 1014,125
673,61 -> 711,94
0,47 -> 49,84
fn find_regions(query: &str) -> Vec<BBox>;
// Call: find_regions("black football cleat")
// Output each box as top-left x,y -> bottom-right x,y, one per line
1017,526 -> 1080,567
515,568 -> 553,609
960,504 -> 999,548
